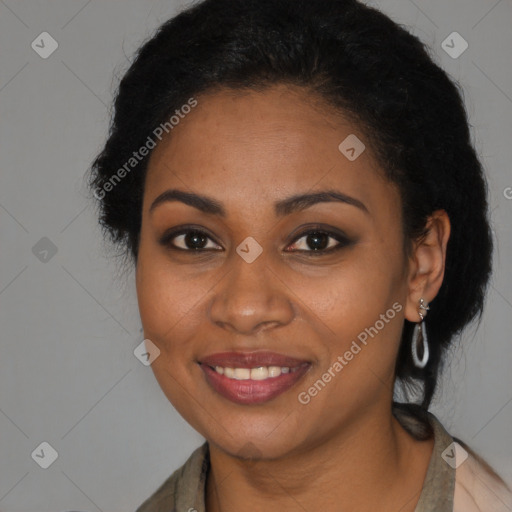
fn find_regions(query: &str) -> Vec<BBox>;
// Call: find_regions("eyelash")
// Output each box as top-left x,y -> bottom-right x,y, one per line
159,225 -> 353,256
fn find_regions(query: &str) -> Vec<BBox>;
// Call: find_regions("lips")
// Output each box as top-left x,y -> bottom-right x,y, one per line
199,351 -> 310,369
198,351 -> 312,405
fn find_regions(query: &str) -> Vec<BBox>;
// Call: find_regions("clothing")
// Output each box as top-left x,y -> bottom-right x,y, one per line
135,407 -> 512,511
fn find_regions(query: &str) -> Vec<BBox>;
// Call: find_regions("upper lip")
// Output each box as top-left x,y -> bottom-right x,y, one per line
199,351 -> 311,369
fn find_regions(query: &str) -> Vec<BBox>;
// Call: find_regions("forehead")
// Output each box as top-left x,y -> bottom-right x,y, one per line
144,84 -> 396,218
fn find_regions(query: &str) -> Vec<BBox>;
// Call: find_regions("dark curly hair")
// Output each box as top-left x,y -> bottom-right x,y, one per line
87,0 -> 493,424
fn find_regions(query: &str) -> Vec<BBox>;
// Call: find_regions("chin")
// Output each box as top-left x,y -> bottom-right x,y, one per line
203,414 -> 307,461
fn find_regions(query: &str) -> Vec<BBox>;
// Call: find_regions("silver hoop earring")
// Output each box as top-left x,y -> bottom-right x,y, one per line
412,298 -> 430,369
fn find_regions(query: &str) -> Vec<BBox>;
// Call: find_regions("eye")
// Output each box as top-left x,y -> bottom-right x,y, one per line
159,225 -> 354,255
286,228 -> 352,255
159,227 -> 222,252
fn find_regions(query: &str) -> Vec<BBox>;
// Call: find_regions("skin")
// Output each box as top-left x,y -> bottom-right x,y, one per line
135,83 -> 451,512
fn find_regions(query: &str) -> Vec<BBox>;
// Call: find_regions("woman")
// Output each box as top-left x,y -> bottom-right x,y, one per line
88,0 -> 512,510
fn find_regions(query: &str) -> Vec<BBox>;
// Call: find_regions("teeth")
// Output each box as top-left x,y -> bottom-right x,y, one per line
224,367 -> 235,378
251,366 -> 269,380
234,368 -> 251,380
212,365 -> 301,380
268,366 -> 282,377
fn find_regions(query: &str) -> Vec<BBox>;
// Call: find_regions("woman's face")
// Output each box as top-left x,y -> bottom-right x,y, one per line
136,84 -> 412,458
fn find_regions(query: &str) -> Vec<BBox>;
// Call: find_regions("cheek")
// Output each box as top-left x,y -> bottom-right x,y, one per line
291,247 -> 406,396
292,260 -> 405,415
135,246 -> 204,356
135,251 -> 207,417
294,249 -> 403,334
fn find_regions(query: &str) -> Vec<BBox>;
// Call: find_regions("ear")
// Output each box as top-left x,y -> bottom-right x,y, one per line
404,209 -> 451,322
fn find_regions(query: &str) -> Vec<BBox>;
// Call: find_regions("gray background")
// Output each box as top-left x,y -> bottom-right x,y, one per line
1,1 -> 511,511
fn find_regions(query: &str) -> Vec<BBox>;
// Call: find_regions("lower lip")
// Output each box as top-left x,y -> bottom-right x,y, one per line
200,364 -> 311,405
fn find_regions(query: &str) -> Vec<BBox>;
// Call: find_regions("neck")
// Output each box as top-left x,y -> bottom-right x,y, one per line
205,403 -> 433,512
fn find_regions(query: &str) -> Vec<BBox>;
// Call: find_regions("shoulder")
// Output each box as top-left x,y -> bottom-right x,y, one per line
452,438 -> 512,512
135,466 -> 181,512
135,442 -> 209,512
393,404 -> 512,512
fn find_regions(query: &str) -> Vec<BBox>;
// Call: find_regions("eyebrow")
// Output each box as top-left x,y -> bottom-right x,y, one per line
149,188 -> 369,217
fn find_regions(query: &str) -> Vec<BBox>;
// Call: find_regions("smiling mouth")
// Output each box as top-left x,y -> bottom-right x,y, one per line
198,353 -> 312,405
206,363 -> 307,380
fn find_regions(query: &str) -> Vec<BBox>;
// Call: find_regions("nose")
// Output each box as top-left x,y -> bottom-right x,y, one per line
207,251 -> 296,336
